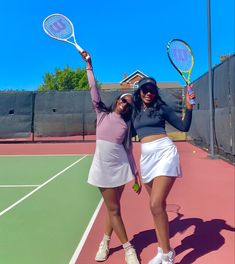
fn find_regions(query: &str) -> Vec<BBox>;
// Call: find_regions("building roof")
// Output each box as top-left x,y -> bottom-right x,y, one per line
100,70 -> 182,90
120,70 -> 147,84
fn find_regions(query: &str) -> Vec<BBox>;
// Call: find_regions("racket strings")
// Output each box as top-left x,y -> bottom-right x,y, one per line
168,42 -> 193,72
44,15 -> 73,40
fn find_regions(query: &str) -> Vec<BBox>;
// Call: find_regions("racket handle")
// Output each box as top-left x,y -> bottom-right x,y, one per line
84,54 -> 90,60
75,44 -> 90,60
74,43 -> 83,53
186,85 -> 195,105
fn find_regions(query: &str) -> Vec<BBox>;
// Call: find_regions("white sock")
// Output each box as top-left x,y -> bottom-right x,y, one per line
103,234 -> 111,241
122,241 -> 132,251
102,234 -> 111,246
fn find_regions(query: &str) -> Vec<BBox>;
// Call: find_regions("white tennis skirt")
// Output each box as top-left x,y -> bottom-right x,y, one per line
88,140 -> 134,188
140,137 -> 182,183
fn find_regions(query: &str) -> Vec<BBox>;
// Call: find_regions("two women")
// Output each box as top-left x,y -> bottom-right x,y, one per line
82,51 -> 195,264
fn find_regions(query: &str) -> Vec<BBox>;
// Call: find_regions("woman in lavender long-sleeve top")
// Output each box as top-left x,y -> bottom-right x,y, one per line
81,51 -> 141,264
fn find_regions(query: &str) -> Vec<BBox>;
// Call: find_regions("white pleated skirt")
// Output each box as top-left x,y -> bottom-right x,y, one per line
140,137 -> 182,183
88,140 -> 134,188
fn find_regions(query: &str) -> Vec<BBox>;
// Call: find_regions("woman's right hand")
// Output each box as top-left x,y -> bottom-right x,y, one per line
81,51 -> 92,67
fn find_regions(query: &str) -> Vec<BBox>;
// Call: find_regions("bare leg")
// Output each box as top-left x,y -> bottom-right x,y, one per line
103,185 -> 125,237
99,185 -> 128,244
104,211 -> 112,237
145,176 -> 175,253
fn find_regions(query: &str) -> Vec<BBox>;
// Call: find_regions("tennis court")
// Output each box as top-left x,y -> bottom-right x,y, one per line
0,141 -> 234,264
0,152 -> 102,264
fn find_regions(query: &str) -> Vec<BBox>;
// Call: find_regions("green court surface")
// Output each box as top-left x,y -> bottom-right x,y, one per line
0,155 -> 101,264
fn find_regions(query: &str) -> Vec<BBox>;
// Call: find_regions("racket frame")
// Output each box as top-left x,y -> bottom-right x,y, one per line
167,38 -> 195,104
43,13 -> 89,59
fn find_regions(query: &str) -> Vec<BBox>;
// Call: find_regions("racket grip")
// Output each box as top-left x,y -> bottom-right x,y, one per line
85,54 -> 90,60
75,44 -> 83,53
77,48 -> 90,61
187,85 -> 195,105
75,44 -> 90,60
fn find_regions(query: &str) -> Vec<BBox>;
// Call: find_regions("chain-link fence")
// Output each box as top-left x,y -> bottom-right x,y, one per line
0,55 -> 234,161
0,88 -> 183,139
188,55 -> 235,162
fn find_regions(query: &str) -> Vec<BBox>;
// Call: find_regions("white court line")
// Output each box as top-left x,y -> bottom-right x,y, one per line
0,154 -> 93,157
0,185 -> 39,188
0,155 -> 88,217
69,198 -> 104,264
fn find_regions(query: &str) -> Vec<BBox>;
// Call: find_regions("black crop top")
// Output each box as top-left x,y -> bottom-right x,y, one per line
133,104 -> 192,140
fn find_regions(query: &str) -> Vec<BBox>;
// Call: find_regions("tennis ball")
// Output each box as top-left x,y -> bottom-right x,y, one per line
132,183 -> 140,191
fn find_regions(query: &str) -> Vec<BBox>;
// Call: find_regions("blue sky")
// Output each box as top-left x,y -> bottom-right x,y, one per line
0,0 -> 234,90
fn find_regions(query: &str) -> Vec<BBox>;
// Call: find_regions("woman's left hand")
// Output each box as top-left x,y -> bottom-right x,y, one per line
132,172 -> 142,194
186,86 -> 196,110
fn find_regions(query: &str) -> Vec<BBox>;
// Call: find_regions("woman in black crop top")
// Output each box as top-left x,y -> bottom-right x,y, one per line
132,77 -> 195,264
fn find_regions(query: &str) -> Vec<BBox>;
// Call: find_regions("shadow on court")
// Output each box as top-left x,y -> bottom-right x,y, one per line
172,215 -> 235,264
108,213 -> 235,264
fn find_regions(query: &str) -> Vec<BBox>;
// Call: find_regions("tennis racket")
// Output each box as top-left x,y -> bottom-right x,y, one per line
43,13 -> 90,60
167,39 -> 195,105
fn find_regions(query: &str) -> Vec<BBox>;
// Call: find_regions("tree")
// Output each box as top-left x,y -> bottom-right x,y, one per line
38,66 -> 100,91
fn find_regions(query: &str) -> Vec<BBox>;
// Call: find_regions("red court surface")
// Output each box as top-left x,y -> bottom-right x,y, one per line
1,141 -> 234,264
75,142 -> 235,264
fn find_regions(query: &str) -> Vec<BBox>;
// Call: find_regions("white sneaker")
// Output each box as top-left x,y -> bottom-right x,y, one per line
95,240 -> 109,262
125,247 -> 140,264
148,247 -> 163,264
161,248 -> 175,264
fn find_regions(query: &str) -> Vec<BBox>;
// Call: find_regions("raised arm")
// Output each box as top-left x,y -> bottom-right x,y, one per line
161,104 -> 192,132
81,51 -> 101,112
161,89 -> 195,132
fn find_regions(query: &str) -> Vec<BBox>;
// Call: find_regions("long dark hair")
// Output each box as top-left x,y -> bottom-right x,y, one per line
133,87 -> 166,119
95,95 -> 134,151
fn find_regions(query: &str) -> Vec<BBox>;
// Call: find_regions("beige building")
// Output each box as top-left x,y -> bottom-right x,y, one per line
100,70 -> 182,90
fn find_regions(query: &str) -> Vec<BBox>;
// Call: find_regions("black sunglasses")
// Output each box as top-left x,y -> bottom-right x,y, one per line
120,97 -> 132,107
141,86 -> 157,95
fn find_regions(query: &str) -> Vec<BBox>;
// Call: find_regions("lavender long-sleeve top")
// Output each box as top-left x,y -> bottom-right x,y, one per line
86,68 -> 137,175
